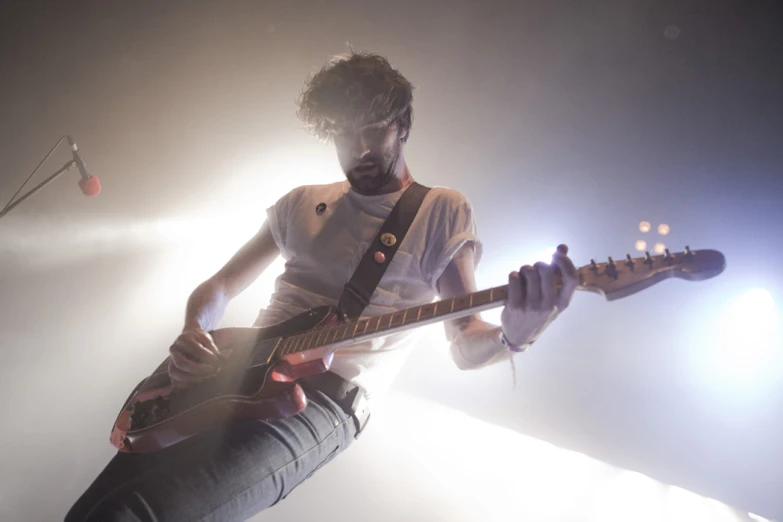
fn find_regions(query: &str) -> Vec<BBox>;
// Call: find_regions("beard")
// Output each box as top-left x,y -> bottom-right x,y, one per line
345,142 -> 401,195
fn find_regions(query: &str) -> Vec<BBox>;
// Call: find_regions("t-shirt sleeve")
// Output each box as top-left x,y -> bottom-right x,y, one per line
421,192 -> 483,291
265,187 -> 303,259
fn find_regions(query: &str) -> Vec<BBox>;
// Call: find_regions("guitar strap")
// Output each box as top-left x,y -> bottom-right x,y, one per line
337,181 -> 431,321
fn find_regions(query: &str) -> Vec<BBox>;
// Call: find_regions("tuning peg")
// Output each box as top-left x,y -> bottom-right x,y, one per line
606,256 -> 618,278
644,251 -> 653,265
685,245 -> 693,257
590,259 -> 598,271
625,254 -> 635,267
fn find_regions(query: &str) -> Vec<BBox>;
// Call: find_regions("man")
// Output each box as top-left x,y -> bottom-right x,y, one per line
66,51 -> 577,521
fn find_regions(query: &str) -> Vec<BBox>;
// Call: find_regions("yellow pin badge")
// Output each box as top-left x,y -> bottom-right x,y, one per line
380,233 -> 397,247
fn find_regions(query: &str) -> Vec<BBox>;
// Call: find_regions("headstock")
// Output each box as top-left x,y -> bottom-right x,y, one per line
577,247 -> 726,301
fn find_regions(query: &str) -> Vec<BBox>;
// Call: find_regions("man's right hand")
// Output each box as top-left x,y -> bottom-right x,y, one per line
168,327 -> 226,389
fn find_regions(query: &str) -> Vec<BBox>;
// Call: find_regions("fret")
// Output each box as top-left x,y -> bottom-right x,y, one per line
416,305 -> 422,322
332,326 -> 341,343
334,324 -> 347,342
361,319 -> 370,335
450,297 -> 455,313
321,327 -> 334,346
489,287 -> 494,303
389,311 -> 404,329
402,308 -> 409,325
304,331 -> 318,351
339,324 -> 350,341
321,327 -> 332,345
295,335 -> 306,353
281,337 -> 293,356
288,335 -> 301,354
329,325 -> 340,344
296,332 -> 314,352
351,321 -> 360,338
433,300 -> 449,317
377,314 -> 387,331
314,328 -> 327,348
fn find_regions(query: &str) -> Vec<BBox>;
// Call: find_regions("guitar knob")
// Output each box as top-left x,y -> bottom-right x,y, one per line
644,251 -> 653,265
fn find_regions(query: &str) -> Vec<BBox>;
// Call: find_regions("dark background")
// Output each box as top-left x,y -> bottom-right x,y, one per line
1,1 -> 781,520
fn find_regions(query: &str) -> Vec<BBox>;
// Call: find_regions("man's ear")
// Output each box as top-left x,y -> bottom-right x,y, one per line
399,126 -> 409,142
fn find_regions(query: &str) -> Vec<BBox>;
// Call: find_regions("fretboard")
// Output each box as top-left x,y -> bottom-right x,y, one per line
277,284 -> 509,357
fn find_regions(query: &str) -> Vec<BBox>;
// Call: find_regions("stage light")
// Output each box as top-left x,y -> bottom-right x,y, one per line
639,221 -> 651,233
125,143 -> 342,326
691,288 -> 782,399
635,240 -> 647,251
654,243 -> 666,254
658,223 -> 670,235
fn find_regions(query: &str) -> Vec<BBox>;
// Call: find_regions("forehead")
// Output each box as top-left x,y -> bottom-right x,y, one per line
328,118 -> 392,135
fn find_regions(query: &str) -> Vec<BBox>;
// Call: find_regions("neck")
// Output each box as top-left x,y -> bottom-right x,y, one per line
276,284 -> 510,359
375,162 -> 413,195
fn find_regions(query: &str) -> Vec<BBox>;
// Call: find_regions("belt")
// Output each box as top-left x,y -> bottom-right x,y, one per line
299,371 -> 371,438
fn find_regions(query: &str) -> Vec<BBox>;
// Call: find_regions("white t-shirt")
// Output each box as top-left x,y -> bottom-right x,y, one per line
254,180 -> 482,403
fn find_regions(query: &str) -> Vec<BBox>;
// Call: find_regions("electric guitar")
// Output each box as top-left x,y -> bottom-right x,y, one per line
111,247 -> 725,454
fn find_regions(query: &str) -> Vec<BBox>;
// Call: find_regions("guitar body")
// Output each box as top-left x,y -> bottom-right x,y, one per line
110,306 -> 340,454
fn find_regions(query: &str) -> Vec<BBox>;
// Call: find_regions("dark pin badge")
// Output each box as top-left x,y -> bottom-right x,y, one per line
315,202 -> 327,215
380,233 -> 397,247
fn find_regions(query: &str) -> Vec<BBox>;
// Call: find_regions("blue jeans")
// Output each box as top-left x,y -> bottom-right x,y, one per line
65,387 -> 356,521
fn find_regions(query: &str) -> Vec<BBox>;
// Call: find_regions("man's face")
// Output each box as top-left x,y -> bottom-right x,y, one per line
332,120 -> 405,195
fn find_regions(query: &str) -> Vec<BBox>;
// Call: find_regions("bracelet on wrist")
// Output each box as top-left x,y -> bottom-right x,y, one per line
499,329 -> 531,353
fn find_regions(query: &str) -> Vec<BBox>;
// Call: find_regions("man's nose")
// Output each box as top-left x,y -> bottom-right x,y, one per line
351,133 -> 371,160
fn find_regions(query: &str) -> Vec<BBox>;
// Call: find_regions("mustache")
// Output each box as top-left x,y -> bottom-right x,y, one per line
349,157 -> 382,171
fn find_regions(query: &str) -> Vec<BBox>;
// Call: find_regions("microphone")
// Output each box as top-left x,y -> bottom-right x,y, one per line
67,136 -> 101,196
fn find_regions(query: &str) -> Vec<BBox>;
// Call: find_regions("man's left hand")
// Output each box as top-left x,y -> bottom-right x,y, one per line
500,244 -> 579,348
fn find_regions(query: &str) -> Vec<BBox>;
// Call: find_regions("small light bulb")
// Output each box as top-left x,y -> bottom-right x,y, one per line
639,221 -> 651,233
635,240 -> 647,252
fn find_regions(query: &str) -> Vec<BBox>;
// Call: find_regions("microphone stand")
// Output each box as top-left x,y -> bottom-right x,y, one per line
0,135 -> 76,222
0,160 -> 76,220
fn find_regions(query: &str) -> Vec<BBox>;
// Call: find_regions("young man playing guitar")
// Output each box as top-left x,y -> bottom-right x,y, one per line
66,51 -> 578,521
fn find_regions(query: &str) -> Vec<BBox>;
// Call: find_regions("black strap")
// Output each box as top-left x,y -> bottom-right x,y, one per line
338,182 -> 431,320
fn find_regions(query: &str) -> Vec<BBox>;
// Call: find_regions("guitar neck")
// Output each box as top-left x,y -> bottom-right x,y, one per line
275,247 -> 727,357
278,284 -> 510,356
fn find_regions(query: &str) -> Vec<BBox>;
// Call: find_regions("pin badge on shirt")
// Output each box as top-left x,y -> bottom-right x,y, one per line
380,233 -> 397,247
315,202 -> 327,215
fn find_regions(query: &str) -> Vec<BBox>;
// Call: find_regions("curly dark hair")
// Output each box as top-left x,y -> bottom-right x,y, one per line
296,51 -> 414,142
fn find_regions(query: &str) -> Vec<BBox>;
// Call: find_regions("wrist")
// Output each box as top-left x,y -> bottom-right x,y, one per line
498,328 -> 531,353
183,320 -> 204,332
